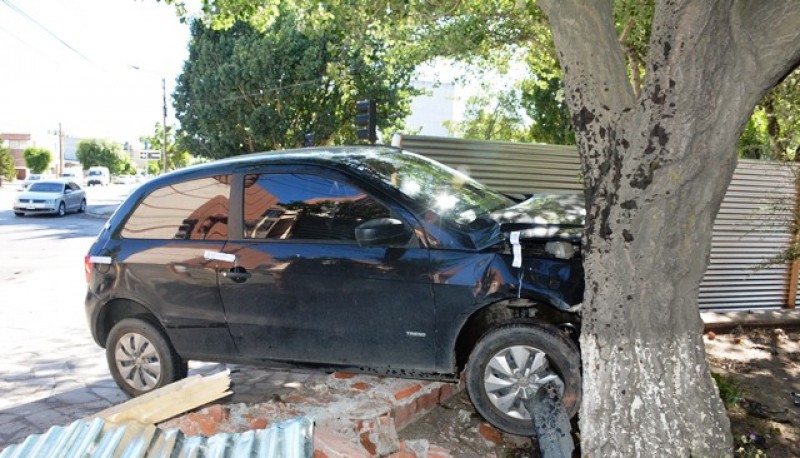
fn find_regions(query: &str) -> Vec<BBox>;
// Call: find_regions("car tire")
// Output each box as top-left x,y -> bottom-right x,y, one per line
14,212 -> 23,217
106,318 -> 185,397
57,202 -> 66,217
465,323 -> 582,436
78,199 -> 86,213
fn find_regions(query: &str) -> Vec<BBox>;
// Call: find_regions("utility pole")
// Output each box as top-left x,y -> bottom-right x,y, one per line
58,122 -> 64,176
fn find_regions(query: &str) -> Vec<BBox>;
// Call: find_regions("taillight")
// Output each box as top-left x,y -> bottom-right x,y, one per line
84,255 -> 92,283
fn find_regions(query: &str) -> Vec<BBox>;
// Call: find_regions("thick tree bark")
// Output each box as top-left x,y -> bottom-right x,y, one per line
537,1 -> 800,456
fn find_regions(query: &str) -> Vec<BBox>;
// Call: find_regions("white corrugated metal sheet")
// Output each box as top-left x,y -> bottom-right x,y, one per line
0,417 -> 313,458
699,160 -> 796,310
398,135 -> 798,311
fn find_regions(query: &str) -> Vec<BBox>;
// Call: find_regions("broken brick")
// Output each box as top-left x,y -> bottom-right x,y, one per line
333,372 -> 356,379
394,384 -> 422,400
479,423 -> 503,445
314,428 -> 370,458
352,382 -> 371,391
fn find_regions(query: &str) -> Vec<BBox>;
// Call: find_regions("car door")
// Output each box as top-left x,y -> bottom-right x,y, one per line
65,182 -> 81,210
105,174 -> 238,359
216,168 -> 437,371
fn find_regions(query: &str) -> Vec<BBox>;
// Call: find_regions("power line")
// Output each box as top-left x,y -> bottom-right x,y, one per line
0,0 -> 93,64
0,23 -> 60,64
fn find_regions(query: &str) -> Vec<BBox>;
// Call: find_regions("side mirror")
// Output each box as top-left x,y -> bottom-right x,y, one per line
355,218 -> 413,247
64,189 -> 72,194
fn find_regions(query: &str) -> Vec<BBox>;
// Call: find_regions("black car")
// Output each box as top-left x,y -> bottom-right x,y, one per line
84,146 -> 584,435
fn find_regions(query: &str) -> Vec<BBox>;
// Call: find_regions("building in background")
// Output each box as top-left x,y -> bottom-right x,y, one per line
0,133 -> 32,179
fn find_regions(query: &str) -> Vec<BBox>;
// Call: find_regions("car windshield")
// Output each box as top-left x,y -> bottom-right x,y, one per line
28,182 -> 64,193
89,171 -> 101,176
342,151 -> 513,226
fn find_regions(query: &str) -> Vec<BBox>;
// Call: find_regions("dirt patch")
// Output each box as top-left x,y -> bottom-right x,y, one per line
399,327 -> 800,457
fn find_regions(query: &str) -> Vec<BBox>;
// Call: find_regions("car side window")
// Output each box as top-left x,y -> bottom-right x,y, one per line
121,175 -> 231,240
243,173 -> 389,241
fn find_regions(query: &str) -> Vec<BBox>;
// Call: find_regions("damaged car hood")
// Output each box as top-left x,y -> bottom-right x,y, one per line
489,193 -> 585,242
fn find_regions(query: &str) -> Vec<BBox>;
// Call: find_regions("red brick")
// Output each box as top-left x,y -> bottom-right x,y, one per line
387,451 -> 417,458
197,414 -> 218,436
248,417 -> 269,430
333,371 -> 356,379
205,404 -> 226,423
355,415 -> 399,456
314,428 -> 370,458
394,384 -> 422,400
479,423 -> 503,445
352,382 -> 371,391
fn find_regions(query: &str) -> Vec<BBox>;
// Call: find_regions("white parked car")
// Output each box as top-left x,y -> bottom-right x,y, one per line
21,174 -> 45,189
13,180 -> 87,217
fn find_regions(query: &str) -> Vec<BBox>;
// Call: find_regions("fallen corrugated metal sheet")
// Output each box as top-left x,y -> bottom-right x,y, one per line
0,416 -> 313,458
398,135 -> 798,311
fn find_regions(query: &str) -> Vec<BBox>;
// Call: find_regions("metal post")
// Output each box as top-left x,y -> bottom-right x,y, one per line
787,171 -> 800,309
162,77 -> 168,174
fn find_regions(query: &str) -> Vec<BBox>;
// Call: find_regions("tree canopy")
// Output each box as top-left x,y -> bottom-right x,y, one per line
0,144 -> 14,182
23,147 -> 52,174
173,9 -> 419,158
75,139 -> 132,175
140,122 -> 191,172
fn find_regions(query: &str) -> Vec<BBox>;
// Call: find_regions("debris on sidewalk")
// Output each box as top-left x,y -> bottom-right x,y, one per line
0,416 -> 313,457
91,369 -> 232,424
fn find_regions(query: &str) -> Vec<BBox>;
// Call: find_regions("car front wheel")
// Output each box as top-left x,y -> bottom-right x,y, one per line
465,323 -> 582,436
78,199 -> 86,213
106,318 -> 186,397
57,202 -> 66,217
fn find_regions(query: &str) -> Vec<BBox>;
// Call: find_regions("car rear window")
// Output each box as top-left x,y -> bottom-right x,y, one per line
121,175 -> 231,240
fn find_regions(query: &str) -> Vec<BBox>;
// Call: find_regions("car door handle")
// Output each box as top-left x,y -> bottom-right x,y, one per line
222,267 -> 251,283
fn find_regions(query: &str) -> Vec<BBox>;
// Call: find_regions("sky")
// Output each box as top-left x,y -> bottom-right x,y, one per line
0,0 -> 193,147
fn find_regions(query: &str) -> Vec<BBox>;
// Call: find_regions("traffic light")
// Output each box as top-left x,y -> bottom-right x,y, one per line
355,99 -> 377,144
303,132 -> 315,147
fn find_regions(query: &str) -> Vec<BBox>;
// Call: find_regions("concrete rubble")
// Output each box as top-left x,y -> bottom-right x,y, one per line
159,372 -> 462,457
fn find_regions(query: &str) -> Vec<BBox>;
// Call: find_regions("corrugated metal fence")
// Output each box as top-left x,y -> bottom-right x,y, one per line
396,135 -> 798,311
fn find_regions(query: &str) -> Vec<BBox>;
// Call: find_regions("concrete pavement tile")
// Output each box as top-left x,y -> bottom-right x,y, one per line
89,387 -> 128,404
25,408 -> 69,430
52,389 -> 105,405
0,420 -> 26,436
0,414 -> 17,426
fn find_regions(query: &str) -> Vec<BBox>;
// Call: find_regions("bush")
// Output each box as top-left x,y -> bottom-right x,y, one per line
712,372 -> 743,408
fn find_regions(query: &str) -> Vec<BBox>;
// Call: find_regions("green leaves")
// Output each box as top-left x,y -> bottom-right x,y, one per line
22,147 -> 53,174
0,144 -> 14,182
174,11 -> 418,158
75,139 -> 131,175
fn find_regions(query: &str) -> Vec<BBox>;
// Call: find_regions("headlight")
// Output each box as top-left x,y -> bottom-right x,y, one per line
545,241 -> 578,259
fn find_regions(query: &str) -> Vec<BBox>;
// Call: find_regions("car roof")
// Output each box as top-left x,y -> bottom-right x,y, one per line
149,145 -> 404,183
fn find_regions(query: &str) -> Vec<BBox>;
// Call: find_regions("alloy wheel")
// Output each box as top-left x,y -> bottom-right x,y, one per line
483,345 -> 564,420
114,332 -> 163,392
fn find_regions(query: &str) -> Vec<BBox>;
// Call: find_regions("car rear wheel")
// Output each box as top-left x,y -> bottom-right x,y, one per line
106,318 -> 185,397
465,323 -> 582,436
57,202 -> 65,217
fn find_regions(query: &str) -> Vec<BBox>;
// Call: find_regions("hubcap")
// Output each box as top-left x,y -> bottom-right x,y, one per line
115,332 -> 162,391
483,345 -> 563,420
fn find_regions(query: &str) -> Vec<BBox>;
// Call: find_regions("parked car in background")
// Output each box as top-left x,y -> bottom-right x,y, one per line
21,173 -> 45,189
113,174 -> 136,185
14,179 -> 86,217
87,167 -> 111,186
84,146 -> 584,435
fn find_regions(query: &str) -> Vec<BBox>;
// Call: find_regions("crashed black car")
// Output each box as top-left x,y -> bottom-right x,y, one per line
84,146 -> 584,435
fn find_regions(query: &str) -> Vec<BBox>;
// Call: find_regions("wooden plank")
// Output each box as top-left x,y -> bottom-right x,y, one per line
91,370 -> 232,425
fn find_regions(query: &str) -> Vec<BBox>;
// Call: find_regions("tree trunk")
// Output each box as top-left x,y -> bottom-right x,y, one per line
538,1 -> 800,456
